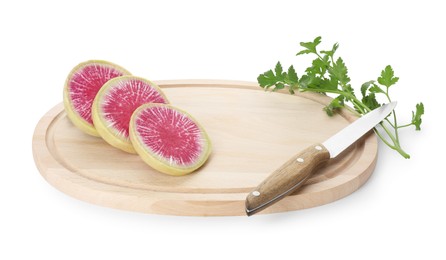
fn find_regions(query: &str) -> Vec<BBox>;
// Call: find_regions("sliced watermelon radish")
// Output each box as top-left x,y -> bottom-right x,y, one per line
63,60 -> 131,136
129,103 -> 212,175
92,76 -> 169,153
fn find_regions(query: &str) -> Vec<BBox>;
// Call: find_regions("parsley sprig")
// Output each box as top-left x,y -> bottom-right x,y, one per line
258,36 -> 424,158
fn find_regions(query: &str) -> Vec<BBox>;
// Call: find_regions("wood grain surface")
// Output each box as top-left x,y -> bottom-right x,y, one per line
32,80 -> 378,216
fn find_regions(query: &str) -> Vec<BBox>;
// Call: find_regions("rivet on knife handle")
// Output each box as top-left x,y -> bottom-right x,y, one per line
245,144 -> 330,216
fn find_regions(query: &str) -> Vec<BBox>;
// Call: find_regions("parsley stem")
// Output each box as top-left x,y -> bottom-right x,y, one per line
379,122 -> 398,144
392,111 -> 400,142
373,128 -> 394,148
397,123 -> 413,128
377,121 -> 410,158
384,92 -> 400,144
384,118 -> 395,128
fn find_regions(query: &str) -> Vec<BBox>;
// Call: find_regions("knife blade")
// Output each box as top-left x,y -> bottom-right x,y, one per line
245,102 -> 397,216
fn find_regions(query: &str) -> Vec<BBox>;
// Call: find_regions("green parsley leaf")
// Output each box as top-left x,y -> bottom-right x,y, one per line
300,75 -> 323,92
324,95 -> 344,116
321,43 -> 339,58
319,77 -> 338,91
275,61 -> 284,81
273,82 -> 285,91
257,69 -> 277,89
378,65 -> 399,88
298,75 -> 311,89
411,102 -> 424,130
362,93 -> 381,110
306,57 -> 328,76
287,65 -> 298,84
296,49 -> 313,56
296,36 -> 322,56
369,84 -> 385,94
361,80 -> 375,97
329,57 -> 350,85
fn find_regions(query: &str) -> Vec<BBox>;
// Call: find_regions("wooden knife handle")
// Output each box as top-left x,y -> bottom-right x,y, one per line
245,144 -> 330,216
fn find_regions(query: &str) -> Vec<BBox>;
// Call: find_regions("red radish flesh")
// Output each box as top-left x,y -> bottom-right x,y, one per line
69,64 -> 126,124
130,104 -> 211,175
100,78 -> 168,138
92,76 -> 168,154
135,105 -> 204,166
64,60 -> 130,137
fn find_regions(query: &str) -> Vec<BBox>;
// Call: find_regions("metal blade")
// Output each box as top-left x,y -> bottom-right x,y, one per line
323,102 -> 397,158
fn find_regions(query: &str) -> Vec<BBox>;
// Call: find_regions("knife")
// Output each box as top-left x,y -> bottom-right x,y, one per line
245,102 -> 397,216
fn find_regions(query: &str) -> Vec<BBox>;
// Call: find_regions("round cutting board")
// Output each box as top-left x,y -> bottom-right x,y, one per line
32,80 -> 378,216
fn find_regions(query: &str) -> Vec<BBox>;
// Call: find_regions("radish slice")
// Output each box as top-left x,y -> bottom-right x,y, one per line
130,103 -> 212,175
63,60 -> 130,136
92,76 -> 168,153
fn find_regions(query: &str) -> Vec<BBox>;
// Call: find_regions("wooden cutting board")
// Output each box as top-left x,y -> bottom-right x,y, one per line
32,80 -> 378,216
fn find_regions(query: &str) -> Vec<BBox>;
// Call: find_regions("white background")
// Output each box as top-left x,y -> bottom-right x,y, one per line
1,0 -> 444,259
